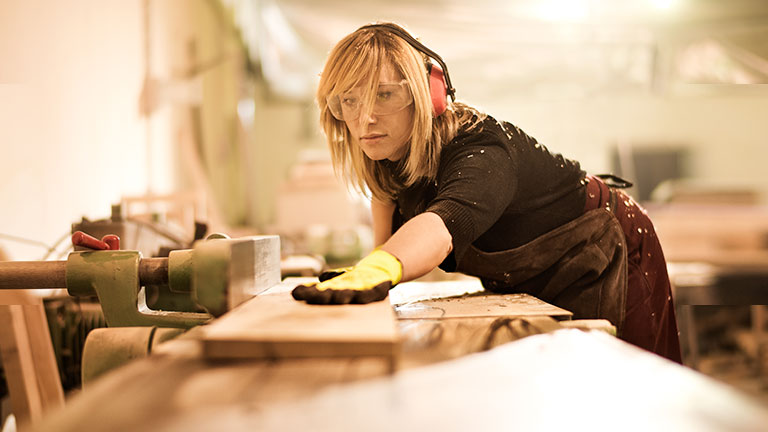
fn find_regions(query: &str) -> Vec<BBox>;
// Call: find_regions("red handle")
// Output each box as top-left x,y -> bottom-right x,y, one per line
102,235 -> 120,250
71,231 -> 120,250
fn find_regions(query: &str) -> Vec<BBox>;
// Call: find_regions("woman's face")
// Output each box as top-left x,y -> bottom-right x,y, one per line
344,63 -> 414,162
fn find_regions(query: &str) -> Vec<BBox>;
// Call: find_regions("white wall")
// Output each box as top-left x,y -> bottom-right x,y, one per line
1,1 -> 766,260
0,1 -> 163,260
478,89 -> 768,200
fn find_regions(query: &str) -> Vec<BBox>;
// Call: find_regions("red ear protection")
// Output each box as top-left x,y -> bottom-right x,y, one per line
428,63 -> 448,116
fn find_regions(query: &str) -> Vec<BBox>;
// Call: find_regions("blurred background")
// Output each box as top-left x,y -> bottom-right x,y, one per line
1,0 -> 768,402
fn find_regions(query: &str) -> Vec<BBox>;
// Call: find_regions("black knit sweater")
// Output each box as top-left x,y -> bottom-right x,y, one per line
392,115 -> 587,272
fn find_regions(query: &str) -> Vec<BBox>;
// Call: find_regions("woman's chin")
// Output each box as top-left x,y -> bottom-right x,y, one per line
362,149 -> 388,161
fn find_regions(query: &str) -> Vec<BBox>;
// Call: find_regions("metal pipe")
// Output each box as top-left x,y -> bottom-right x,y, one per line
0,258 -> 170,289
139,258 -> 169,285
0,261 -> 67,289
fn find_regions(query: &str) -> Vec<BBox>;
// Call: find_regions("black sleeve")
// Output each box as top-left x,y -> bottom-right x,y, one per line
425,128 -> 518,263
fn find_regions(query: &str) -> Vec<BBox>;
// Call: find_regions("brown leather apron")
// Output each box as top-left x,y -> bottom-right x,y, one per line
456,175 -> 682,363
457,208 -> 628,337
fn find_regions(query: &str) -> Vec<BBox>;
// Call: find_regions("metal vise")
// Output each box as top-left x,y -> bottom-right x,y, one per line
1,234 -> 281,385
0,235 -> 281,328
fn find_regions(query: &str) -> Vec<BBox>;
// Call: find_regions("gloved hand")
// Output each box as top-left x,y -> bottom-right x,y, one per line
317,245 -> 384,281
292,249 -> 402,305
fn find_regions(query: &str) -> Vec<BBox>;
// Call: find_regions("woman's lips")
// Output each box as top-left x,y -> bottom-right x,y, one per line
361,134 -> 386,141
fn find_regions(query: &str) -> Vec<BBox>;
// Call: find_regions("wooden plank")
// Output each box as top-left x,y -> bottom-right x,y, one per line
389,279 -> 485,305
0,304 -> 44,428
395,292 -> 572,320
22,304 -> 65,411
0,289 -> 44,305
0,290 -> 64,430
201,279 -> 398,360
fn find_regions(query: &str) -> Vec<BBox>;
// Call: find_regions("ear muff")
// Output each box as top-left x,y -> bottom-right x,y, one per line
427,62 -> 448,116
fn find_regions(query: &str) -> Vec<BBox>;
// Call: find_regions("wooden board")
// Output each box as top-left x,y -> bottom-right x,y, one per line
0,291 -> 64,429
395,292 -> 572,320
202,278 -> 398,360
388,279 -> 572,320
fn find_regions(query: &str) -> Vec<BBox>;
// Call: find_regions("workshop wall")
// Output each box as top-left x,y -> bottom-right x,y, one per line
483,91 -> 768,201
2,0 -> 767,260
0,0 -> 263,260
0,0 -> 149,260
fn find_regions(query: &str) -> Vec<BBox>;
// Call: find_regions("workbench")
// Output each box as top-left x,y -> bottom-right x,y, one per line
29,278 -> 768,432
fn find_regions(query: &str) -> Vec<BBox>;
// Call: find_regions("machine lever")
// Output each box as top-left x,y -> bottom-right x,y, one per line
71,231 -> 120,250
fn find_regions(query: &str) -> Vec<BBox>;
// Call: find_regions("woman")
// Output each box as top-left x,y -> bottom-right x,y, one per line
292,22 -> 681,362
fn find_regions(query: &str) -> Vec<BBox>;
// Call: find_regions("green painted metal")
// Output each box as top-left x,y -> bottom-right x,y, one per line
143,249 -> 199,313
66,251 -> 211,328
81,326 -> 185,386
81,327 -> 153,386
168,249 -> 193,294
191,239 -> 231,317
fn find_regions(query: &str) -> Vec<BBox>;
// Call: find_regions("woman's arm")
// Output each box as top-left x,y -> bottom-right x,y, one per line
292,209 -> 452,304
380,211 -> 453,282
371,199 -> 395,247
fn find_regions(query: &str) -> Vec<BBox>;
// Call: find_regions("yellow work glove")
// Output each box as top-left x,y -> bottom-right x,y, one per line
317,266 -> 354,282
292,249 -> 402,305
317,246 -> 382,281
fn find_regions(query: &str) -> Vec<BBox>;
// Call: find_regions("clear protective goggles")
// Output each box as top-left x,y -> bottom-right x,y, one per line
326,80 -> 413,122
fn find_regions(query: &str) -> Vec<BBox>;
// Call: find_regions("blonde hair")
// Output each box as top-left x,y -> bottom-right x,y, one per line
316,23 -> 483,202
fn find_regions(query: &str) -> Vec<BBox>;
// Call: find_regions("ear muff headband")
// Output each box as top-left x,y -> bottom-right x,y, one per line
358,23 -> 456,115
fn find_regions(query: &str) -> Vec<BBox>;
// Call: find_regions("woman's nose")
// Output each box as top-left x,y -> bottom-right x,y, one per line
359,109 -> 377,125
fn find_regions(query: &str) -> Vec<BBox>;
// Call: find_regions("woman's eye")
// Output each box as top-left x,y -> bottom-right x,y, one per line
341,96 -> 358,106
377,92 -> 392,101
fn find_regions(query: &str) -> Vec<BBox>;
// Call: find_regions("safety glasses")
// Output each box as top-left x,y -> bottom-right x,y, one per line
326,80 -> 413,121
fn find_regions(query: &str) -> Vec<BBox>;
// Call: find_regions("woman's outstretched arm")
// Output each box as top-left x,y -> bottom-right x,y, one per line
380,211 -> 453,282
371,199 -> 395,247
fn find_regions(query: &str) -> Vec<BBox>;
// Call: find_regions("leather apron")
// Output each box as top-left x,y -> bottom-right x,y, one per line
457,208 -> 628,337
454,175 -> 682,363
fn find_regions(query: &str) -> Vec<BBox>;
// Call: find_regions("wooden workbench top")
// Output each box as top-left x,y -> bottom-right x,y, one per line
28,281 -> 660,431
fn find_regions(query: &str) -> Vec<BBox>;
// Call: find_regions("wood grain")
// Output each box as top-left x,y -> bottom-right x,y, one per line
202,279 -> 398,360
395,292 -> 572,320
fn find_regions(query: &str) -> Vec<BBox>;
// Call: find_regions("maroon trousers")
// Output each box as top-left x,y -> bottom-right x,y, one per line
585,176 -> 682,363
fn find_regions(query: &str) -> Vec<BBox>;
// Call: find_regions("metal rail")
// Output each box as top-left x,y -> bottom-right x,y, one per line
0,258 -> 169,289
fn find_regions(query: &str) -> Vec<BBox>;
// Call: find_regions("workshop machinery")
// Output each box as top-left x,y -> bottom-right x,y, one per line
0,232 -> 280,385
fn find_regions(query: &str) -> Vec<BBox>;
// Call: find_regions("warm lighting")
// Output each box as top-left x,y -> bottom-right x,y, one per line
534,0 -> 590,22
237,98 -> 255,126
650,0 -> 676,10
